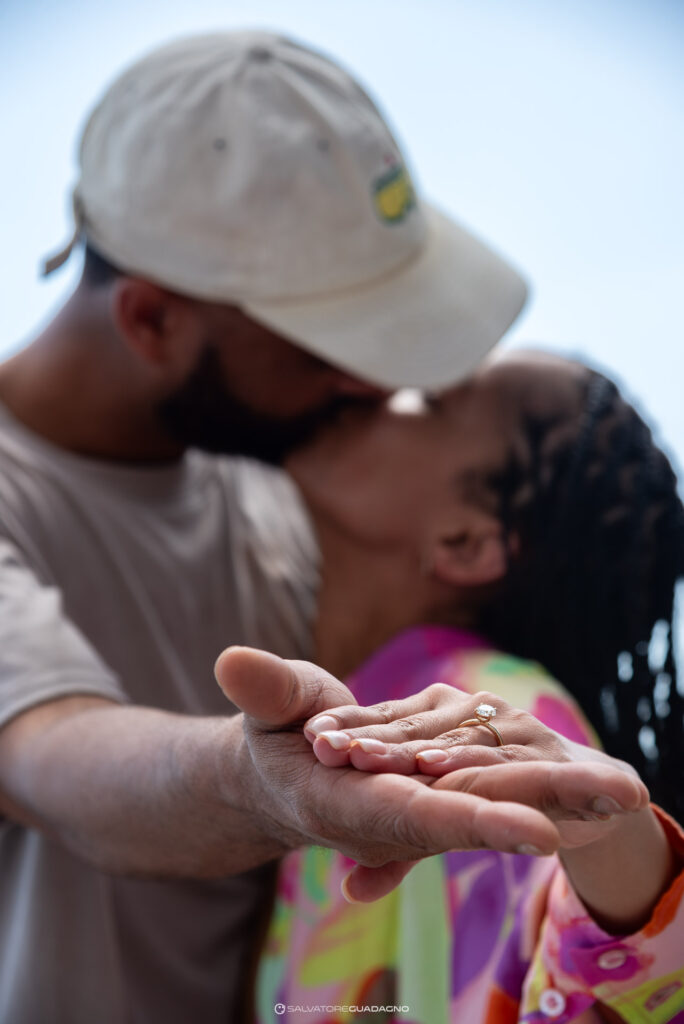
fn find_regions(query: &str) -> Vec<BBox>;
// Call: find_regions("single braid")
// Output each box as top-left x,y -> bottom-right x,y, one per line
480,371 -> 684,819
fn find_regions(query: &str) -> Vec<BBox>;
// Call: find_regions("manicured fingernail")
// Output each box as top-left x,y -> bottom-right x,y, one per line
416,749 -> 448,764
341,873 -> 362,903
350,738 -> 387,754
516,844 -> 546,857
591,796 -> 624,815
318,730 -> 351,751
306,715 -> 340,737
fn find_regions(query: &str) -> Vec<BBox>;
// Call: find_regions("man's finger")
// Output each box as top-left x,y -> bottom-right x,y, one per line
338,772 -> 560,864
431,761 -> 648,817
214,646 -> 355,731
336,786 -> 560,903
342,861 -> 418,903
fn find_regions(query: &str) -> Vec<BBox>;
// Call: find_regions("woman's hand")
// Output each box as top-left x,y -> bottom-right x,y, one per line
304,686 -> 679,931
303,684 -> 649,845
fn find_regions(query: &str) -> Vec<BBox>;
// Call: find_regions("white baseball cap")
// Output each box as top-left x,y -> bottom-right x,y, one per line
43,31 -> 528,389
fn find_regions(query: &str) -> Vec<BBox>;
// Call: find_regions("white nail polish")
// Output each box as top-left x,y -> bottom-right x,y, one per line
318,730 -> 351,750
416,749 -> 448,763
307,714 -> 340,736
350,737 -> 386,754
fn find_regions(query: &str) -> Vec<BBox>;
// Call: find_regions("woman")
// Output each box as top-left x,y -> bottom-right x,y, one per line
257,351 -> 684,1023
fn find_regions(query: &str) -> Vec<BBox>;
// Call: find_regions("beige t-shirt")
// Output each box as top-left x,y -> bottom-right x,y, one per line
0,402 -> 318,1023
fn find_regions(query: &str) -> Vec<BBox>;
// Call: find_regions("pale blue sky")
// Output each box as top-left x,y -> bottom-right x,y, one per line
1,0 -> 683,669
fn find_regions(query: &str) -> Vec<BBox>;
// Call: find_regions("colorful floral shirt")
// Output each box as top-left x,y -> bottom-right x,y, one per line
257,626 -> 684,1024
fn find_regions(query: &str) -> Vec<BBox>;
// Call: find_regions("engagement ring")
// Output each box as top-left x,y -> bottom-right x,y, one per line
454,703 -> 504,746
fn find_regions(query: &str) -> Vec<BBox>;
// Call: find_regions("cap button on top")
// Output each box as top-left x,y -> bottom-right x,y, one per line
248,45 -> 272,62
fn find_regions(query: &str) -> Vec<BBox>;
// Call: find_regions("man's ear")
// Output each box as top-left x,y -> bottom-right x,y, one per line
110,278 -> 199,370
430,520 -> 509,588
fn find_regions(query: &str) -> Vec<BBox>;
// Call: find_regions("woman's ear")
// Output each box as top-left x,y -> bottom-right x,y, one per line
430,519 -> 509,588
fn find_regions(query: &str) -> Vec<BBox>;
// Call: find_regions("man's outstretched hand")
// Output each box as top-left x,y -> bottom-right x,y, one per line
214,647 -> 560,901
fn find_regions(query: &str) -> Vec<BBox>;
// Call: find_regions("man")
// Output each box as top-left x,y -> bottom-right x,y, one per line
0,30 -> 601,1023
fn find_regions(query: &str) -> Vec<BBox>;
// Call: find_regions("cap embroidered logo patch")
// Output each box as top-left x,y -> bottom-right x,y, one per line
373,164 -> 416,223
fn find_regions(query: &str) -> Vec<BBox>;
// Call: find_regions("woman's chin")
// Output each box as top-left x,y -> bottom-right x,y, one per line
283,410 -> 362,480
283,445 -> 326,505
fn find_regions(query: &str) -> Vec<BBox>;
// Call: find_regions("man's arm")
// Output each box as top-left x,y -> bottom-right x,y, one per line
0,695 -> 288,876
0,648 -> 562,891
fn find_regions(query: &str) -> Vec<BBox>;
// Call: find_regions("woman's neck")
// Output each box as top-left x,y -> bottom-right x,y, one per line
311,519 -> 454,679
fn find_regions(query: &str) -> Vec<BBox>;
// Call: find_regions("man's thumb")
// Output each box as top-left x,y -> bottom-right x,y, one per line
214,646 -> 355,730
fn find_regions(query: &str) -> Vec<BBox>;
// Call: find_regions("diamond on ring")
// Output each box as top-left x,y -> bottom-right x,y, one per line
474,703 -> 497,720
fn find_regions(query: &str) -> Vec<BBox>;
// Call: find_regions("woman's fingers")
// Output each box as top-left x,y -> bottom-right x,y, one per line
312,714 -> 562,774
303,684 -> 474,744
349,737 -> 513,774
306,688 -> 535,769
314,731 -> 512,773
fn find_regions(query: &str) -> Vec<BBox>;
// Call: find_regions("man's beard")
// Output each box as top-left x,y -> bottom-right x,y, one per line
156,344 -> 372,465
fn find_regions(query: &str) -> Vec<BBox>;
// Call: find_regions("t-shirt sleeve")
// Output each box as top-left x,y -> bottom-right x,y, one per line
0,537 -> 127,729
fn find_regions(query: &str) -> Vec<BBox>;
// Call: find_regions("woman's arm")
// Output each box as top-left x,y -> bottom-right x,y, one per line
559,805 -> 679,934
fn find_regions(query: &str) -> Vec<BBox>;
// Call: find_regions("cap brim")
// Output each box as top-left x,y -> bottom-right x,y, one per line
243,204 -> 528,390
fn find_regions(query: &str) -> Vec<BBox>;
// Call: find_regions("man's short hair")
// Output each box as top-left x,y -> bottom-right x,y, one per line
82,244 -> 122,287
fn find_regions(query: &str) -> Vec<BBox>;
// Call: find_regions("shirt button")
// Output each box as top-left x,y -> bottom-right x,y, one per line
539,988 -> 566,1017
597,949 -> 628,970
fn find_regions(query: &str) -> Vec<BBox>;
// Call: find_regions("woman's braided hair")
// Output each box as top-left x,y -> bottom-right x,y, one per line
479,369 -> 684,819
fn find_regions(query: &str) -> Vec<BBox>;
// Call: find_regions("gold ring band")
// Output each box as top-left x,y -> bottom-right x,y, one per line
454,703 -> 504,746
